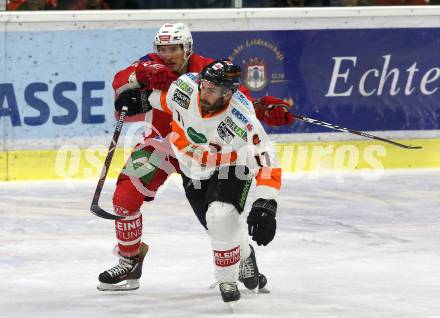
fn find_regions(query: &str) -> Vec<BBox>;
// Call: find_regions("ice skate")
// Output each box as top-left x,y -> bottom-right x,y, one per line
258,273 -> 270,293
219,282 -> 240,310
97,242 -> 149,291
239,244 -> 270,293
239,244 -> 260,291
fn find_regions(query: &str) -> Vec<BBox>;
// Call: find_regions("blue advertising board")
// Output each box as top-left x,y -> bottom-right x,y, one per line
193,29 -> 440,134
0,28 -> 156,144
1,26 -> 440,148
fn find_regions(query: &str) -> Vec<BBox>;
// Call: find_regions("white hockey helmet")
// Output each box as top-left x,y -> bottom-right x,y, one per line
154,22 -> 193,59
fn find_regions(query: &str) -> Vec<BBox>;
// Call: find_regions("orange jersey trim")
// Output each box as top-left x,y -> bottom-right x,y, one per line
170,120 -> 237,167
200,149 -> 238,166
170,120 -> 190,151
160,90 -> 172,115
255,167 -> 282,190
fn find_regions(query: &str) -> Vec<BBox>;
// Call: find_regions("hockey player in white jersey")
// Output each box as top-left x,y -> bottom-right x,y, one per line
117,60 -> 281,304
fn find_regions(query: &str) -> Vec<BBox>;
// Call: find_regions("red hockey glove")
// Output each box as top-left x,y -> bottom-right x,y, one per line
135,61 -> 179,90
253,96 -> 295,127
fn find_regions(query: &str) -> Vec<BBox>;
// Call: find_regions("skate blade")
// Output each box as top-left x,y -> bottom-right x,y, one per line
97,279 -> 140,291
258,287 -> 270,294
226,300 -> 239,312
241,288 -> 258,295
208,282 -> 218,289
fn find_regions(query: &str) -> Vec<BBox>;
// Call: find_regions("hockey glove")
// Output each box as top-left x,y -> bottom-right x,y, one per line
247,198 -> 277,246
114,89 -> 152,116
135,61 -> 179,90
254,96 -> 294,127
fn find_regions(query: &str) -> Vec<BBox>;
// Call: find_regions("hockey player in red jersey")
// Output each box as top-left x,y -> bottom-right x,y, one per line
97,22 -> 292,292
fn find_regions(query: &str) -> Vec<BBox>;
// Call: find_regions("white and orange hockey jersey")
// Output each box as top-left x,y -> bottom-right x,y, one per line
148,73 -> 281,200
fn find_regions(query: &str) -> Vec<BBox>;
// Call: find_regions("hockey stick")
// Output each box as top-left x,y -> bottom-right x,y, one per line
90,106 -> 128,220
293,114 -> 422,149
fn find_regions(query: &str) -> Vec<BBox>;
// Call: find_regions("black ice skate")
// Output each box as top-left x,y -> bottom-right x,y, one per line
239,245 -> 270,293
257,273 -> 269,293
97,242 -> 149,291
219,282 -> 241,303
239,244 -> 260,290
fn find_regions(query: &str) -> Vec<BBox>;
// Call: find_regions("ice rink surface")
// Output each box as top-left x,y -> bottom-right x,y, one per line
1,170 -> 439,318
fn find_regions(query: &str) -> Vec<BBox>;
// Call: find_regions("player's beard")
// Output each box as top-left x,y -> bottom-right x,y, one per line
200,98 -> 225,115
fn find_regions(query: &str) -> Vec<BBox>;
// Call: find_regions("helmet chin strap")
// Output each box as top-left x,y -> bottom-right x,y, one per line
177,51 -> 193,75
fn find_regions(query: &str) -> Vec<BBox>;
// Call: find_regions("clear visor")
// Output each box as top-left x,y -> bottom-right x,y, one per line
200,80 -> 225,97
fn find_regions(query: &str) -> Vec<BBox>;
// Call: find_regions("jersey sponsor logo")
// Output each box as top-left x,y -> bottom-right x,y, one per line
115,217 -> 142,242
214,246 -> 240,267
172,89 -> 190,109
232,107 -> 253,131
187,127 -> 207,144
217,122 -> 235,144
239,179 -> 252,210
185,73 -> 197,81
158,35 -> 171,42
232,107 -> 249,124
225,116 -> 247,141
175,78 -> 194,95
234,91 -> 252,109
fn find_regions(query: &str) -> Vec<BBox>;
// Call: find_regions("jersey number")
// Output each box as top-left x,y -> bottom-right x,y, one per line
176,110 -> 185,127
255,152 -> 271,168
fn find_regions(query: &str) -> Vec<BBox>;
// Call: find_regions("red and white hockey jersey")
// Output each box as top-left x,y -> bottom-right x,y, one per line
148,73 -> 282,200
112,53 -> 216,138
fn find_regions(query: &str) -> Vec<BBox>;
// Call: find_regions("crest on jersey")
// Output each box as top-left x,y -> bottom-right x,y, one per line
245,58 -> 268,91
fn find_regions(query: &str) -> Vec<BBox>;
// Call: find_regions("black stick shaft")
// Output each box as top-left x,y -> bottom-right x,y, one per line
294,114 -> 422,149
90,107 -> 128,220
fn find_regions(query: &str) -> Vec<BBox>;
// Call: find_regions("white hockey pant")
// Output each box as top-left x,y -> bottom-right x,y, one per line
206,201 -> 251,283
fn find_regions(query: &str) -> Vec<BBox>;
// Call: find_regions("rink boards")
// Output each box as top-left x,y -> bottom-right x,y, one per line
1,8 -> 440,180
1,138 -> 439,181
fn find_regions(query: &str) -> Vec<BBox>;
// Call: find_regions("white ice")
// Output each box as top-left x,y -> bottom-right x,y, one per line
1,170 -> 439,318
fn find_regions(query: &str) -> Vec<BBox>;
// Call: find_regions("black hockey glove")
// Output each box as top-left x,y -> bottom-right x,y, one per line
114,89 -> 152,116
247,198 -> 277,246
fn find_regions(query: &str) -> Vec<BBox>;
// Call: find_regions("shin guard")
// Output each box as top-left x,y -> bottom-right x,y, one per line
206,202 -> 243,283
